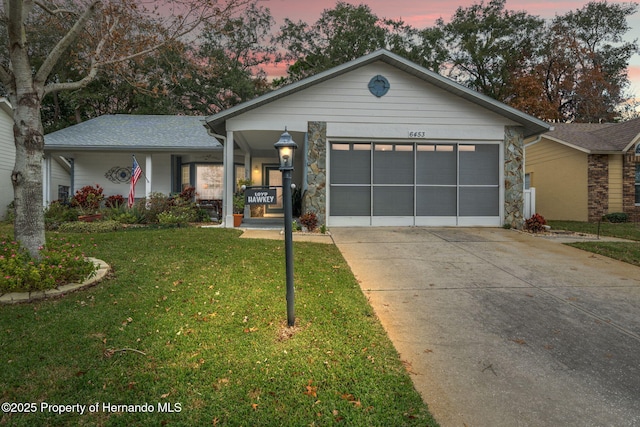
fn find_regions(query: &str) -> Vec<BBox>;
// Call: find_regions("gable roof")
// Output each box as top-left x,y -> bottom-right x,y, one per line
204,49 -> 551,138
540,118 -> 640,153
45,115 -> 221,152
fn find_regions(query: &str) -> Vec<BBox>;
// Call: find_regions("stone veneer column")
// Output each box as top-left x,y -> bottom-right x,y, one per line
504,126 -> 525,229
303,121 -> 327,225
587,154 -> 609,222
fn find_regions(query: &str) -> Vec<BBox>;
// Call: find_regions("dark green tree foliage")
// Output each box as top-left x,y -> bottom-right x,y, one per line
550,1 -> 638,122
196,2 -> 276,113
275,0 -> 638,123
436,0 -> 544,102
275,2 -> 388,83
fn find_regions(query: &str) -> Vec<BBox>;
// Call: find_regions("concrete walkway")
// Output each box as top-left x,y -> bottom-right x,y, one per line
330,227 -> 640,427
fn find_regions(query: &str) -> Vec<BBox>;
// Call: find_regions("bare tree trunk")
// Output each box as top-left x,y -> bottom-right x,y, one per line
11,91 -> 46,259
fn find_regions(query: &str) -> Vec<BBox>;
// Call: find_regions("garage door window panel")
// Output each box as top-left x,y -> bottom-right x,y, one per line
373,187 -> 414,216
330,186 -> 371,216
459,187 -> 499,216
459,145 -> 499,185
416,145 -> 457,185
373,144 -> 414,184
331,143 -> 371,185
416,187 -> 457,216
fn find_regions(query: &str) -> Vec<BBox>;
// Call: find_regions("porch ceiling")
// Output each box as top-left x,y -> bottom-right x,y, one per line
234,130 -> 306,156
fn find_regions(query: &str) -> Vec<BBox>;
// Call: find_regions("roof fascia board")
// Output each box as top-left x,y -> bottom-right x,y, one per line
541,135 -> 593,154
204,53 -> 379,133
204,49 -> 551,138
378,52 -> 551,136
44,146 -> 223,152
622,133 -> 640,152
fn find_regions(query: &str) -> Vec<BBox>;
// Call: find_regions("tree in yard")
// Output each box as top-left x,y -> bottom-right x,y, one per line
0,0 -> 250,258
514,1 -> 639,122
274,2 -> 389,84
436,0 -> 544,102
194,1 -> 276,113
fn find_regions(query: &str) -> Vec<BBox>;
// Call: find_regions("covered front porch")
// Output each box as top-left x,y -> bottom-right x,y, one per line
211,128 -> 307,228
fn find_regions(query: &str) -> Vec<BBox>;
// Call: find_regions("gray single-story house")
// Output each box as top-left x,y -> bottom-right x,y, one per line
44,115 -> 227,217
45,49 -> 550,228
204,49 -> 550,228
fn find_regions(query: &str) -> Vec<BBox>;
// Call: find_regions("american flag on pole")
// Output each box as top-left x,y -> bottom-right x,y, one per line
128,157 -> 142,208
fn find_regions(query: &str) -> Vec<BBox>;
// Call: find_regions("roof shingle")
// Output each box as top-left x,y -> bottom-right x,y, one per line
45,115 -> 221,150
545,118 -> 640,152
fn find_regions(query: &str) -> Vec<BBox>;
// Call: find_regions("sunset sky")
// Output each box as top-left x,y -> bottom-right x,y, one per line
264,0 -> 640,101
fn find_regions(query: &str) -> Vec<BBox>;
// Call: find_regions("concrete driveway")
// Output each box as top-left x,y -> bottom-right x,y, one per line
330,227 -> 640,427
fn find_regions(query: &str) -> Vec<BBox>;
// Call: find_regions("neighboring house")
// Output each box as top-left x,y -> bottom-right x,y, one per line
525,118 -> 640,222
0,98 -> 15,219
44,115 -> 224,208
205,49 -> 550,228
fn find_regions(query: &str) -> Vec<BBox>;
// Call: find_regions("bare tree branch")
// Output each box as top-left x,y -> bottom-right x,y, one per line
33,0 -> 77,16
34,1 -> 101,90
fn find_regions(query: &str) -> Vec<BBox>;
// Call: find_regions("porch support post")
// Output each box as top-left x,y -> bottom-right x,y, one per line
244,151 -> 251,217
224,130 -> 235,228
42,154 -> 51,206
145,154 -> 153,199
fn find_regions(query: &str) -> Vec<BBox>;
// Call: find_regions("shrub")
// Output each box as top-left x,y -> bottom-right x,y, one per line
44,201 -> 79,230
71,184 -> 104,214
57,220 -> 123,233
105,194 -> 125,208
158,201 -> 199,224
176,186 -> 196,202
603,212 -> 628,223
525,213 -> 547,233
142,192 -> 173,223
4,201 -> 15,223
0,236 -> 97,292
299,212 -> 318,232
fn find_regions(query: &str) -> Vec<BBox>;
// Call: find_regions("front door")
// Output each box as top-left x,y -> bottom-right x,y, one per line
264,165 -> 283,215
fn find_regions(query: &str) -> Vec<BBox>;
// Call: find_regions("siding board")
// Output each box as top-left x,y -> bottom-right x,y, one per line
0,107 -> 15,219
228,62 -> 517,138
608,154 -> 623,212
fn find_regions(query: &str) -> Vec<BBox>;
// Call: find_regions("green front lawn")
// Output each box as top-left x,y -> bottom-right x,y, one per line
548,220 -> 640,267
0,226 -> 437,426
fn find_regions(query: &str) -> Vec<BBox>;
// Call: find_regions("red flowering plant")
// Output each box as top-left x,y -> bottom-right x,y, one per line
71,184 -> 105,215
105,194 -> 125,208
525,213 -> 547,233
299,212 -> 318,232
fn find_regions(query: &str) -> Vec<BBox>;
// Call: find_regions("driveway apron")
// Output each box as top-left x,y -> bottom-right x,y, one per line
330,227 -> 640,427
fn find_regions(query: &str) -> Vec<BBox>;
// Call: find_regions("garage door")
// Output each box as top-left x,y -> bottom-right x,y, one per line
328,142 -> 501,226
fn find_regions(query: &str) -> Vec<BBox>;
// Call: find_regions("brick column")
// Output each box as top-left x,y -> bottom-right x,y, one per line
303,121 -> 327,225
587,154 -> 609,222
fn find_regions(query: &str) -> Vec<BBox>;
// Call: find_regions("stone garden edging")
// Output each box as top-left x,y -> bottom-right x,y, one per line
0,258 -> 110,304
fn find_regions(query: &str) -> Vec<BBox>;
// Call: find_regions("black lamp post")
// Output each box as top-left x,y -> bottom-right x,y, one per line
274,128 -> 297,327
